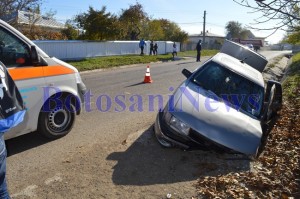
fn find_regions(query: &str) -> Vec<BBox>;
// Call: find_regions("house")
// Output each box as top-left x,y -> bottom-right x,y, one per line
1,10 -> 65,33
184,30 -> 266,51
184,31 -> 225,50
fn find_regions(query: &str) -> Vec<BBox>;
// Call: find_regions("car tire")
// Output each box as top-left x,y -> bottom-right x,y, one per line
38,99 -> 76,139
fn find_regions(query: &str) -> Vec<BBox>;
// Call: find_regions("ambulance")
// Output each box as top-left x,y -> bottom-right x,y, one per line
0,19 -> 86,140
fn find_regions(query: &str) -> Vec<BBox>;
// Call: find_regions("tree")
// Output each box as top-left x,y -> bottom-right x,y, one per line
225,21 -> 245,39
0,0 -> 41,18
174,31 -> 189,44
61,19 -> 79,40
156,19 -> 188,42
61,24 -> 78,40
75,6 -> 120,40
240,29 -> 253,39
22,26 -> 66,40
44,9 -> 57,19
233,0 -> 300,32
119,2 -> 148,40
285,31 -> 300,44
142,19 -> 164,40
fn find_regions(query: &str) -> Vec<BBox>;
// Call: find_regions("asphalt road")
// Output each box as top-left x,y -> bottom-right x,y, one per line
5,50 -> 291,198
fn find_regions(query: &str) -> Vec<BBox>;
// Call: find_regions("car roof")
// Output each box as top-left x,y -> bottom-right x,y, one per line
211,53 -> 264,87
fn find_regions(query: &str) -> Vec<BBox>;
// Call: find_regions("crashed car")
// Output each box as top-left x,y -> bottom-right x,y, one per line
154,40 -> 282,155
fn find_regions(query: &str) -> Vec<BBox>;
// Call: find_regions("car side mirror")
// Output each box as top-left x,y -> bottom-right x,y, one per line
262,80 -> 282,121
30,45 -> 40,65
182,69 -> 192,79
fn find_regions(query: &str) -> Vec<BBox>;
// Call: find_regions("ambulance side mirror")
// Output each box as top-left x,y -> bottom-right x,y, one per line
30,45 -> 40,65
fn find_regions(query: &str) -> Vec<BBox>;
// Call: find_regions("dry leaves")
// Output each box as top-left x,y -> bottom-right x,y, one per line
196,87 -> 300,198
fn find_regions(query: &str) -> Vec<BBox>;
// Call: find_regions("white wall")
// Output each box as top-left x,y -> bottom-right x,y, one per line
33,40 -> 180,60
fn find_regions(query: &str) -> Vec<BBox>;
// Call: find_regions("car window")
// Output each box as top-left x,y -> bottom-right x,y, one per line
192,61 -> 264,117
0,27 -> 31,68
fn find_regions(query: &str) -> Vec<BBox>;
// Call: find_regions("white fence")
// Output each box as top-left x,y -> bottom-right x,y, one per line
292,45 -> 300,53
33,40 -> 180,60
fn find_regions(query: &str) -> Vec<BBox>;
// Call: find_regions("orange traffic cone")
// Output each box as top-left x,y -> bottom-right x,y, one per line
143,65 -> 153,83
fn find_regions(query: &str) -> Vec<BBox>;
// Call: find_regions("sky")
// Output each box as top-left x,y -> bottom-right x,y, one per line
41,0 -> 286,44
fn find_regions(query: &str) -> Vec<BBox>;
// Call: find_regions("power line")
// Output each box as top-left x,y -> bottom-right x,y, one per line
177,22 -> 203,25
206,22 -> 225,28
176,22 -> 225,28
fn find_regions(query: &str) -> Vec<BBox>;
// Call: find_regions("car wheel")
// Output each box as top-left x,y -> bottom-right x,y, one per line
38,99 -> 76,139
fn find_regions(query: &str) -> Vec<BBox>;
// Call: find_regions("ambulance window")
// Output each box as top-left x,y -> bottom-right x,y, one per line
0,27 -> 31,68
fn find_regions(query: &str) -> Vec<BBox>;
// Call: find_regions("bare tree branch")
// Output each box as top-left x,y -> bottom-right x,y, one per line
233,0 -> 300,31
0,0 -> 41,19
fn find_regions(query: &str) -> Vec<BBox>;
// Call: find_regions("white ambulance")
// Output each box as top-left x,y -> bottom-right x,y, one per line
0,19 -> 86,140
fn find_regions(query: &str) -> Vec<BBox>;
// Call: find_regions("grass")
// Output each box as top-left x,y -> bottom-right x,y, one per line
67,50 -> 218,71
178,49 -> 219,57
282,53 -> 300,100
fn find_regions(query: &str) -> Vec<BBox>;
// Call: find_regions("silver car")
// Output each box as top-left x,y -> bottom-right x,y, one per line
154,41 -> 282,155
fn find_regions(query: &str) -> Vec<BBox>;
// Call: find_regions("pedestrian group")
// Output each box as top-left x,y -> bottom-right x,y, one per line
139,39 -> 159,56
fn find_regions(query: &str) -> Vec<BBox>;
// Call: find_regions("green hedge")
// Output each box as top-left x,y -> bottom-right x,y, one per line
283,53 -> 300,100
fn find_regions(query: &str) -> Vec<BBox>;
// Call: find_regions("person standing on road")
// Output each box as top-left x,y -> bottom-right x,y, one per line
196,39 -> 202,62
153,43 -> 158,55
0,135 -> 9,198
149,41 -> 154,55
139,38 -> 146,55
172,42 -> 177,60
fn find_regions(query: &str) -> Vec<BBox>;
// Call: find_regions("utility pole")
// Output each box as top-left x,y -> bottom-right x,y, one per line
202,10 -> 206,48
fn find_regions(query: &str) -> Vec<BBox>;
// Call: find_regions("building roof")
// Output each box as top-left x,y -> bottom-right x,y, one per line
2,10 -> 65,29
189,31 -> 225,38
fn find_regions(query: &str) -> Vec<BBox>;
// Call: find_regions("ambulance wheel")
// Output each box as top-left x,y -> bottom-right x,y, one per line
38,99 -> 76,139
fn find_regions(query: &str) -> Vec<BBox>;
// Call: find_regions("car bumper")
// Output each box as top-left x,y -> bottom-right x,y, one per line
154,111 -> 237,153
77,82 -> 87,114
154,111 -> 190,149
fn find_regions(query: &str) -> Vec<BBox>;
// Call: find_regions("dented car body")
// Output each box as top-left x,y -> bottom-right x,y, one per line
154,40 -> 282,155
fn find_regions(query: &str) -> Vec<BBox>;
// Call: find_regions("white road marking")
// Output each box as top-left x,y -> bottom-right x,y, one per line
44,173 -> 63,185
11,185 -> 38,198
